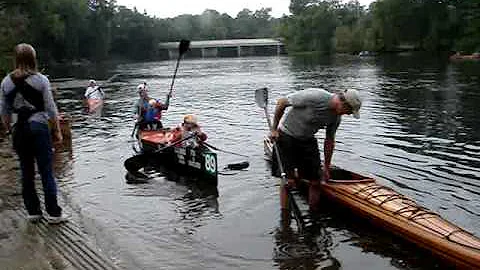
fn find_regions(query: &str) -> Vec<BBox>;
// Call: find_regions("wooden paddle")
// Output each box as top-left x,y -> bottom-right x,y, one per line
255,87 -> 305,229
131,39 -> 191,138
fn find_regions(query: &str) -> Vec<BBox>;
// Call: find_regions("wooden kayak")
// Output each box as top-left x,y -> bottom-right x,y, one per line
137,128 -> 218,185
264,137 -> 480,269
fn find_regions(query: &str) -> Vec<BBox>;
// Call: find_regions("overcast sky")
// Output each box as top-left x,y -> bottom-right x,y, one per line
115,0 -> 374,19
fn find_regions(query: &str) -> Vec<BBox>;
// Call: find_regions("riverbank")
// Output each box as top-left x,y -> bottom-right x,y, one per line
0,138 -> 119,270
0,138 -> 71,270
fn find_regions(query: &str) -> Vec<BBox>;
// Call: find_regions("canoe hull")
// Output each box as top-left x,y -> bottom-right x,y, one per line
139,129 -> 218,185
264,137 -> 480,269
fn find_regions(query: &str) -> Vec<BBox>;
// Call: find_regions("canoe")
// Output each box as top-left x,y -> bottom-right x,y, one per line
264,137 -> 480,269
450,53 -> 480,61
137,128 -> 218,185
87,98 -> 104,114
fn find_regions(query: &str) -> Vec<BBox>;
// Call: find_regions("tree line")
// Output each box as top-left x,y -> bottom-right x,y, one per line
1,0 -> 479,76
0,0 -> 280,75
281,0 -> 480,54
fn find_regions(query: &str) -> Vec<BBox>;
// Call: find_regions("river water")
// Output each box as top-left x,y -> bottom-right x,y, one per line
24,54 -> 480,269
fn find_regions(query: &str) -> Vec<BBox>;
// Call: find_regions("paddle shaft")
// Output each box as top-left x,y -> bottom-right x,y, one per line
168,40 -> 190,97
261,106 -> 288,187
153,132 -> 197,153
167,54 -> 182,97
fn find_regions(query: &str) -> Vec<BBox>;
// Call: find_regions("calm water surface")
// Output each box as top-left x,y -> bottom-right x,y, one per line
41,54 -> 480,269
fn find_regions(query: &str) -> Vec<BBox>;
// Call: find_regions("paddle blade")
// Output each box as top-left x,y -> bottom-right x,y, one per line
225,161 -> 250,170
255,87 -> 268,108
179,39 -> 190,55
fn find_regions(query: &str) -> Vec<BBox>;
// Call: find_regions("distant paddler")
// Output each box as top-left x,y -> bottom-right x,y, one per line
83,79 -> 105,114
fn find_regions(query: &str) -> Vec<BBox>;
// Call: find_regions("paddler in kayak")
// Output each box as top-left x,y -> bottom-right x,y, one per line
270,88 -> 362,209
133,82 -> 171,130
83,79 -> 105,113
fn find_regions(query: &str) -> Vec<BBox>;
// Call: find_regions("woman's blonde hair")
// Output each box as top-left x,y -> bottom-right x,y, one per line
12,43 -> 38,78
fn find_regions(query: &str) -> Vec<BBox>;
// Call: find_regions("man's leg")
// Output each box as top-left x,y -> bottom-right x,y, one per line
300,137 -> 322,211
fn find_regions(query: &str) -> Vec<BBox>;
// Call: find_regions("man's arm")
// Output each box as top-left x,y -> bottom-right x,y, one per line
323,137 -> 335,180
272,98 -> 290,130
323,119 -> 340,181
270,97 -> 290,139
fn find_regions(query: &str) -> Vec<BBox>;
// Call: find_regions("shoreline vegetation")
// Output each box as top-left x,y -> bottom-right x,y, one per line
1,0 -> 479,77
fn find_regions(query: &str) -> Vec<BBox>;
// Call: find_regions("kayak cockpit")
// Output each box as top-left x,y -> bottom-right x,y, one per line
329,167 -> 375,184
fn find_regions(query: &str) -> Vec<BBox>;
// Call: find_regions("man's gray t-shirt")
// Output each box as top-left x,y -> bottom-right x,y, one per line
0,73 -> 58,124
279,88 -> 341,140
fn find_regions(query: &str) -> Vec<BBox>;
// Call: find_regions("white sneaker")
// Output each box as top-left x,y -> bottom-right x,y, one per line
26,214 -> 42,223
45,214 -> 68,224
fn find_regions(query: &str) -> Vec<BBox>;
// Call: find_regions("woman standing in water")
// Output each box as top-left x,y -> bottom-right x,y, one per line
0,43 -> 66,224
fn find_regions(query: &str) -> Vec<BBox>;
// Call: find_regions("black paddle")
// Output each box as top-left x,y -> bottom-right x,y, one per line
168,39 -> 190,97
130,40 -> 190,138
202,142 -> 250,170
255,87 -> 305,229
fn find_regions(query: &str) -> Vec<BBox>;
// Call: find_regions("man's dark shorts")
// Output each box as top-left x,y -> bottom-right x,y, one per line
271,131 -> 322,181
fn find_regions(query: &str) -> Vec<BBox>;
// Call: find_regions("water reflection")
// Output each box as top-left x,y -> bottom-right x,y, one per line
126,165 -> 220,235
26,54 -> 480,269
274,213 -> 340,270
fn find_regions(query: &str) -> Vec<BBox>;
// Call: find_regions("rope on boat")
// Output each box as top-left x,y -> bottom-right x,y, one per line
445,229 -> 480,251
352,183 -> 480,251
353,184 -> 382,196
203,142 -> 250,158
378,194 -> 406,206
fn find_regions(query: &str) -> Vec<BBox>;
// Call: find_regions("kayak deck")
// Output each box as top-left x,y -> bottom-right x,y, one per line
264,136 -> 480,269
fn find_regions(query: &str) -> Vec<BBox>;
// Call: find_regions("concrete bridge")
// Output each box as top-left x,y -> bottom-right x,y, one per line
158,38 -> 286,59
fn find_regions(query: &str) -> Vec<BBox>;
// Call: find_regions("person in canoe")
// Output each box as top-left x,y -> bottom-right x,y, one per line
83,79 -> 105,113
178,114 -> 207,147
133,82 -> 170,130
269,88 -> 362,209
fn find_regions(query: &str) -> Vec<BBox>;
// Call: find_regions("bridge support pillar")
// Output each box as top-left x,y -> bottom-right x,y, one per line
237,46 -> 241,57
202,47 -> 218,58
